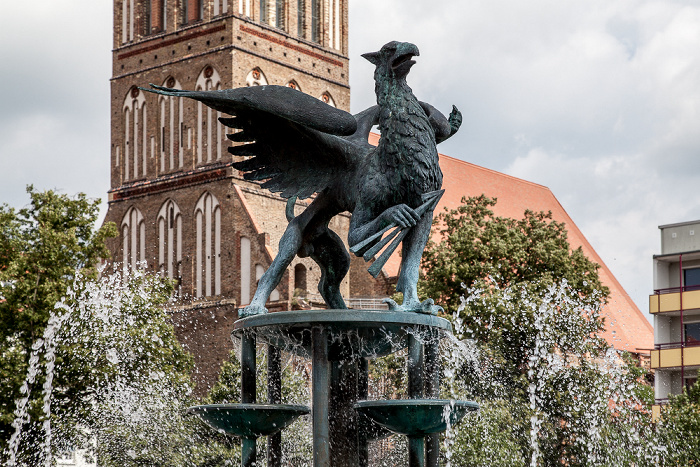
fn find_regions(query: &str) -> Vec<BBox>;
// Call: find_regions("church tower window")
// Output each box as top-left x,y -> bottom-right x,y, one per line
122,0 -> 136,43
121,207 -> 146,271
297,0 -> 305,38
158,199 -> 182,282
240,236 -> 251,304
195,192 -> 221,298
159,77 -> 184,172
195,66 -> 223,164
328,0 -> 340,50
239,0 -> 251,16
245,68 -> 268,87
123,87 -> 147,180
311,0 -> 321,43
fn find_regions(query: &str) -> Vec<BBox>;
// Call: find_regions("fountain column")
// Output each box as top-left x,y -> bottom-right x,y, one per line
408,331 -> 425,467
241,333 -> 257,467
267,344 -> 282,467
312,325 -> 330,467
329,359 -> 360,466
425,329 -> 441,467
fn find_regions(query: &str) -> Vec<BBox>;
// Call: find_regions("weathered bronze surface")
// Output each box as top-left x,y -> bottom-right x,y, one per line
354,399 -> 479,436
143,41 -> 461,317
231,309 -> 452,359
168,42 -> 476,467
186,403 -> 310,439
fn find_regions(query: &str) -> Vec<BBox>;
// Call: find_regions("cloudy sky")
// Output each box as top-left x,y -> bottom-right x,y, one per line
2,0 -> 700,319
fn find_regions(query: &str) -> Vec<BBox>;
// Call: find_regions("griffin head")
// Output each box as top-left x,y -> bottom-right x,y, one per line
362,41 -> 420,80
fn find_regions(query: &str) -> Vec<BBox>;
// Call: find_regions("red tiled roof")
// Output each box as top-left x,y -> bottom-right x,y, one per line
367,133 -> 653,353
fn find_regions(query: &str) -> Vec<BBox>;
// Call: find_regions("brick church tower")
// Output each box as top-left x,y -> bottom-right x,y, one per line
103,0 -> 391,393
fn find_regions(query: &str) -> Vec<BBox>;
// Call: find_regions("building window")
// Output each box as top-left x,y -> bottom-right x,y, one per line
241,236 -> 251,304
195,66 -> 223,164
686,322 -> 700,344
684,267 -> 700,291
123,87 -> 147,181
294,263 -> 307,294
145,0 -> 166,34
214,0 -> 228,15
195,192 -> 221,298
275,0 -> 286,30
310,0 -> 320,43
245,68 -> 268,87
327,0 -> 340,50
122,0 -> 136,43
320,92 -> 335,108
239,0 -> 251,16
157,199 -> 182,283
181,0 -> 188,23
144,0 -> 152,34
260,0 -> 269,23
181,0 -> 201,24
297,0 -> 305,38
159,77 -> 184,171
121,207 -> 146,271
287,80 -> 301,91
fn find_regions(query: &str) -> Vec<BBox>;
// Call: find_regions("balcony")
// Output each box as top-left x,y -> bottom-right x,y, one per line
650,341 -> 700,369
649,286 -> 700,314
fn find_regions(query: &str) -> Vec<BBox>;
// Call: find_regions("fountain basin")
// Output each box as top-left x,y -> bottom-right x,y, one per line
233,309 -> 451,359
354,399 -> 479,437
187,403 -> 310,439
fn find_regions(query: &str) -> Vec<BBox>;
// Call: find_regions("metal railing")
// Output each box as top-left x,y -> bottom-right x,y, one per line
654,340 -> 700,350
653,285 -> 700,295
299,293 -> 389,310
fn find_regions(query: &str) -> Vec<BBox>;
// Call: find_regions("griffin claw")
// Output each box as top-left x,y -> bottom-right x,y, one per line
382,297 -> 442,315
238,305 -> 268,318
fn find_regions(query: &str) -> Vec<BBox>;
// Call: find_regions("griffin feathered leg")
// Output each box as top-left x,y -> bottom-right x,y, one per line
386,209 -> 443,315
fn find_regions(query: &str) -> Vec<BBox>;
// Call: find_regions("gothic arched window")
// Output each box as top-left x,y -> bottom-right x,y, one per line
238,0 -> 251,17
157,199 -> 182,281
122,0 -> 135,43
195,192 -> 221,298
327,0 -> 341,50
121,206 -> 146,271
245,68 -> 268,87
320,92 -> 336,108
240,236 -> 251,304
123,87 -> 147,180
159,76 -> 184,172
294,263 -> 307,294
195,66 -> 223,164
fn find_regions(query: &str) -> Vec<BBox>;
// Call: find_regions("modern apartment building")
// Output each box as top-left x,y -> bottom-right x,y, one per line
650,220 -> 700,418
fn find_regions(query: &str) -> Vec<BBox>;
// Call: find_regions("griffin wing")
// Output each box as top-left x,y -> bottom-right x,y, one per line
144,84 -> 377,200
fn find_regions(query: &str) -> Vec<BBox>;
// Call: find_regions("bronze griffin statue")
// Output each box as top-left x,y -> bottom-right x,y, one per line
144,41 -> 461,317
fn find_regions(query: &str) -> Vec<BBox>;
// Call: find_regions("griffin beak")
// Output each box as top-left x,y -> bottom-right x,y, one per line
391,43 -> 420,76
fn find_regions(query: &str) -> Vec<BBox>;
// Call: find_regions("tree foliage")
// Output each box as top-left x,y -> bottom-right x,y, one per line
657,377 -> 700,466
419,196 -> 657,466
420,195 -> 608,314
0,186 -> 116,451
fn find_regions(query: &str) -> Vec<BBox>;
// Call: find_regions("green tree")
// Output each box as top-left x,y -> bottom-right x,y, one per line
420,195 -> 608,314
0,186 -> 116,452
657,376 -> 700,466
419,196 -> 656,466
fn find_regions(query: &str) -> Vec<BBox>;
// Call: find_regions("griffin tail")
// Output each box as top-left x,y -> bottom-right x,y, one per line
285,196 -> 298,222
